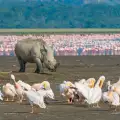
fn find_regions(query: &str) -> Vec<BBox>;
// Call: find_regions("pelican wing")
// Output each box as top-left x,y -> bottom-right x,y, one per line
0,90 -> 3,100
90,88 -> 102,104
75,82 -> 90,100
17,80 -> 31,91
9,85 -> 17,95
24,90 -> 46,109
112,92 -> 120,106
59,83 -> 66,94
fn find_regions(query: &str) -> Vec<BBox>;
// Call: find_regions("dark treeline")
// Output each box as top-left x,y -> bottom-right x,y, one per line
0,0 -> 120,28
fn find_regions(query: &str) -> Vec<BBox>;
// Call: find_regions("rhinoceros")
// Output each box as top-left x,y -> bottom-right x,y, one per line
14,38 -> 60,73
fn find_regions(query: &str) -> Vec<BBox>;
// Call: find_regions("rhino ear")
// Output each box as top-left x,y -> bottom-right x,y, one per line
43,45 -> 47,53
41,49 -> 47,55
40,45 -> 47,55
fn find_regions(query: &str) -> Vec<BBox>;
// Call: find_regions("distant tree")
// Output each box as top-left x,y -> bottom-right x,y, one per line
0,1 -> 119,28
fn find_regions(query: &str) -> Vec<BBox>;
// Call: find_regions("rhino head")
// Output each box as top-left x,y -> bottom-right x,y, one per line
42,44 -> 60,72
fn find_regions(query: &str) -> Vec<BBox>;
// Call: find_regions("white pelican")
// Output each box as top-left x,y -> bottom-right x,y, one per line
106,80 -> 120,96
86,78 -> 96,88
106,78 -> 120,90
40,81 -> 51,90
17,80 -> 31,91
74,78 -> 96,100
31,83 -> 41,91
63,87 -> 76,103
10,74 -> 24,103
24,88 -> 54,113
75,76 -> 105,107
59,81 -> 75,103
78,79 -> 86,84
113,77 -> 120,87
102,86 -> 120,111
2,83 -> 17,101
87,76 -> 105,107
31,81 -> 51,91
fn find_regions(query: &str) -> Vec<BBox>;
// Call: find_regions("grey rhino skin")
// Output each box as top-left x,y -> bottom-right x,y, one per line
14,38 -> 60,73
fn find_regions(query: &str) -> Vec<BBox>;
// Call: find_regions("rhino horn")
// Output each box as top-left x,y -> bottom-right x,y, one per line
54,62 -> 60,71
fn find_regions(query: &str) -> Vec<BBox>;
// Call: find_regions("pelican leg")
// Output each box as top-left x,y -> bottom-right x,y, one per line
93,103 -> 100,108
23,96 -> 26,101
30,105 -> 34,113
18,95 -> 23,103
109,104 -> 112,110
17,96 -> 22,103
17,96 -> 20,102
92,104 -> 95,108
67,99 -> 70,103
6,97 -> 9,101
114,106 -> 117,112
88,104 -> 91,108
20,95 -> 23,103
67,98 -> 72,104
69,98 -> 73,104
96,103 -> 100,108
11,96 -> 14,101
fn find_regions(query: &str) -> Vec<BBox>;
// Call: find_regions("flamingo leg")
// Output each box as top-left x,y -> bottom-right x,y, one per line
20,95 -> 23,103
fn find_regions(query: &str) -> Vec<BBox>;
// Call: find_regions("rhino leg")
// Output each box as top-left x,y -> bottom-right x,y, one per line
34,66 -> 40,73
34,58 -> 44,73
17,57 -> 26,72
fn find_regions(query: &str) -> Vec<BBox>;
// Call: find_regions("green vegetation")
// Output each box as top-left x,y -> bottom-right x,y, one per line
0,1 -> 120,28
0,29 -> 120,34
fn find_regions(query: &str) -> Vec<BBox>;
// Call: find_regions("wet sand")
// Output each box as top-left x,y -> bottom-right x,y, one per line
0,56 -> 120,120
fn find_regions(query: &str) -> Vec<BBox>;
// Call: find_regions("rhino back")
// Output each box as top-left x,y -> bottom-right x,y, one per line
15,40 -> 42,63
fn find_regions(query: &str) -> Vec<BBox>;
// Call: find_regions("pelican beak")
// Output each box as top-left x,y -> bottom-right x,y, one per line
89,80 -> 95,88
113,87 -> 117,92
64,88 -> 68,94
92,80 -> 95,88
99,79 -> 104,88
108,91 -> 113,97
